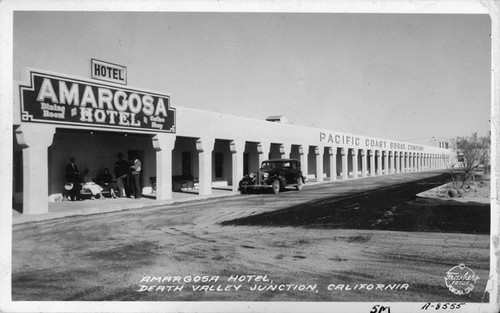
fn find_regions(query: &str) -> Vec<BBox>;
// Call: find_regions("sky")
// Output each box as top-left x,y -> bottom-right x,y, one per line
13,11 -> 491,145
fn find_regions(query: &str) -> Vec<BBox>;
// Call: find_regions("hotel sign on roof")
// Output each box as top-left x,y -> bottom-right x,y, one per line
19,70 -> 176,133
90,59 -> 127,85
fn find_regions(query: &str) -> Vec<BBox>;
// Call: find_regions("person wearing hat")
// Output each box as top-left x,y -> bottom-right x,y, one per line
114,152 -> 130,197
65,157 -> 82,201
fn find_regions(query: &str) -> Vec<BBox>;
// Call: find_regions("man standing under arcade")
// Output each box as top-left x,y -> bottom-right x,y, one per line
65,157 -> 82,201
130,157 -> 142,199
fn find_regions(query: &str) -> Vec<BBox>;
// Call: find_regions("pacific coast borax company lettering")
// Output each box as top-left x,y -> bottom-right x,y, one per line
320,131 -> 424,151
19,69 -> 176,133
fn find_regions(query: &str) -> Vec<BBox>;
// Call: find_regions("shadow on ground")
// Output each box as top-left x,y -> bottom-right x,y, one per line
221,174 -> 490,234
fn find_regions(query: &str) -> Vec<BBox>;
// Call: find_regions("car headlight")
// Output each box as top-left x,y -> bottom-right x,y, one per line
263,172 -> 269,179
249,173 -> 255,178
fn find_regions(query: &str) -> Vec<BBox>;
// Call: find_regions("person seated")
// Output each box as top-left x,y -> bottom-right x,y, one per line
96,168 -> 118,198
82,169 -> 106,200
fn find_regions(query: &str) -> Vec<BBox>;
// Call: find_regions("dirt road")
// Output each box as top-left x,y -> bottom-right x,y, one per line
12,171 -> 490,302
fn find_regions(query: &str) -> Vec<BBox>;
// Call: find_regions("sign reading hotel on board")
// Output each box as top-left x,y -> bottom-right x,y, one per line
19,70 -> 176,133
91,59 -> 127,85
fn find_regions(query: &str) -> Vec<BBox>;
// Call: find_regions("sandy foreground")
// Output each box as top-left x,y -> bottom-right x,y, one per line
12,172 -> 490,303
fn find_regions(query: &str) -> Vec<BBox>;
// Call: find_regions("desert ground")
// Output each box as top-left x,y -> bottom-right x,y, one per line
12,171 -> 490,302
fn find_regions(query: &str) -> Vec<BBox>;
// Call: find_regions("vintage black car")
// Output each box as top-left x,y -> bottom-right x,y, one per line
238,159 -> 305,194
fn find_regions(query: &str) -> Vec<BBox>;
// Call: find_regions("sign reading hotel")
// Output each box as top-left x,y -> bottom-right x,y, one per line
91,59 -> 127,85
19,70 -> 176,133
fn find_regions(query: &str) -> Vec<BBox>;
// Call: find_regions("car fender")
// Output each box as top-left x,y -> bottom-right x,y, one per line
269,174 -> 286,186
239,176 -> 255,187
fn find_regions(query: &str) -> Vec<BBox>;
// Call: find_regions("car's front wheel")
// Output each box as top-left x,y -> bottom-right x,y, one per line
272,180 -> 281,194
296,178 -> 303,191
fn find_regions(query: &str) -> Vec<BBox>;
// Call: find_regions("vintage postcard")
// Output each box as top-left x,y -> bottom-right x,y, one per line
0,0 -> 498,312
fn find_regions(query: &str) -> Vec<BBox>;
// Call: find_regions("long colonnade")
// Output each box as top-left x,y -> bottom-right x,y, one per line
152,134 -> 450,202
13,71 -> 452,215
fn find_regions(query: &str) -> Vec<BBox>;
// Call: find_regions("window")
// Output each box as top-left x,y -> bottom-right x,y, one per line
13,150 -> 23,192
215,152 -> 223,178
182,152 -> 192,177
243,153 -> 249,175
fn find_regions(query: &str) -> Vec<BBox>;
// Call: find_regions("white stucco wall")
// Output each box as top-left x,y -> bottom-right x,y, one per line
13,69 -> 452,204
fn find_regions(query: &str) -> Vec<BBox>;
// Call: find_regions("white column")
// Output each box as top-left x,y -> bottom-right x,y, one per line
410,153 -> 414,172
352,148 -> 358,179
315,146 -> 324,182
361,149 -> 367,178
388,151 -> 393,174
152,133 -> 176,201
398,153 -> 402,173
341,148 -> 348,179
299,145 -> 308,181
258,142 -> 270,165
394,151 -> 401,173
376,150 -> 382,175
15,124 -> 56,215
403,152 -> 406,172
329,147 -> 337,181
369,150 -> 375,176
383,151 -> 389,175
230,140 -> 245,192
196,137 -> 215,196
280,143 -> 291,159
408,153 -> 412,172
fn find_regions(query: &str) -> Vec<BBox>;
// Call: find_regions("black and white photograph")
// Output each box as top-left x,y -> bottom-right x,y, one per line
0,0 -> 499,312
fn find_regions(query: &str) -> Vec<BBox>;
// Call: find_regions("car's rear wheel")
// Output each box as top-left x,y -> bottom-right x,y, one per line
272,180 -> 281,194
296,178 -> 303,191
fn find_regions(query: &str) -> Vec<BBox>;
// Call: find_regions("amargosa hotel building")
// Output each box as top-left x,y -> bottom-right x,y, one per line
12,61 -> 452,215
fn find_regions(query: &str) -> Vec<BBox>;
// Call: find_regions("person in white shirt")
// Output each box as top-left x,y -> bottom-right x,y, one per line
130,158 -> 142,199
82,169 -> 105,200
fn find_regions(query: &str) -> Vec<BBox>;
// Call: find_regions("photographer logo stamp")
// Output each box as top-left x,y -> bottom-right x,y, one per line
444,264 -> 479,295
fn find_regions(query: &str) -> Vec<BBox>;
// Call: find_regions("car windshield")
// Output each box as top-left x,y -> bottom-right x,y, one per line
261,161 -> 299,170
261,162 -> 282,169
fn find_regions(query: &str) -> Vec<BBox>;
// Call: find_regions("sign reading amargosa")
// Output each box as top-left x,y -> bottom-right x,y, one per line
19,71 -> 176,133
